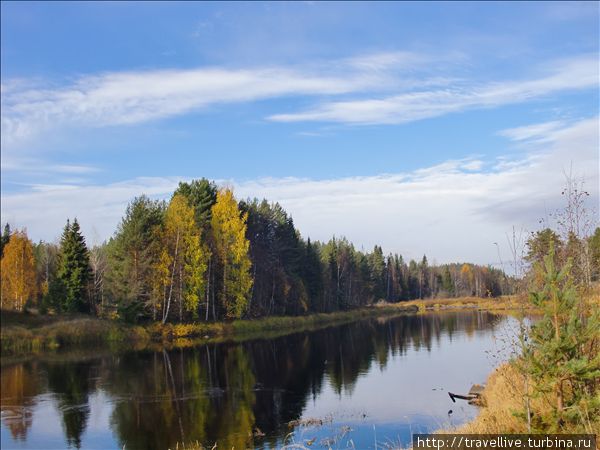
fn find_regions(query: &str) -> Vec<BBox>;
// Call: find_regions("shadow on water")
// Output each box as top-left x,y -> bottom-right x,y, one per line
1,311 -> 511,449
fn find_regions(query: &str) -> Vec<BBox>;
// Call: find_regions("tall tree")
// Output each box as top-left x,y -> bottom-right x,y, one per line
0,230 -> 37,311
33,241 -> 59,310
211,189 -> 253,319
105,195 -> 165,320
155,194 -> 208,323
174,179 -> 218,320
526,228 -> 562,266
89,244 -> 107,315
52,219 -> 91,313
441,266 -> 455,297
418,255 -> 430,299
367,245 -> 386,301
301,238 -> 323,312
525,246 -> 600,430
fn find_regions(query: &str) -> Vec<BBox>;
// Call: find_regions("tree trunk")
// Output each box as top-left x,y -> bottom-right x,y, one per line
223,262 -> 227,317
179,264 -> 183,322
163,230 -> 180,324
205,256 -> 211,321
211,264 -> 216,321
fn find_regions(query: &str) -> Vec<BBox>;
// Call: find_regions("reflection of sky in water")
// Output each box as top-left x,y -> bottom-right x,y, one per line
282,314 -> 516,449
1,392 -> 115,450
1,312 -> 518,450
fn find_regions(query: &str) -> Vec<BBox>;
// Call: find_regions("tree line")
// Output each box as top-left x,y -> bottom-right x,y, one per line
0,178 -> 543,323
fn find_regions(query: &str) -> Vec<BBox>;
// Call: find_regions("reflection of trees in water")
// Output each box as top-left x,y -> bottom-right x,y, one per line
102,344 -> 256,450
0,362 -> 42,441
0,311 -> 500,448
46,360 -> 96,449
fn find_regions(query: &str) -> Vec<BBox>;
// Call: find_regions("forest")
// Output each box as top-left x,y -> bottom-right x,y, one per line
2,177 -> 597,325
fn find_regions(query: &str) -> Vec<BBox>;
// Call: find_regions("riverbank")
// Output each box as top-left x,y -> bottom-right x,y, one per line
1,302 -> 421,357
1,295 -> 525,358
447,360 -> 600,434
446,288 -> 600,435
402,294 -> 529,312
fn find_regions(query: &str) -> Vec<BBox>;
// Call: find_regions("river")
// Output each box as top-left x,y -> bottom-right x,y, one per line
1,311 -> 516,449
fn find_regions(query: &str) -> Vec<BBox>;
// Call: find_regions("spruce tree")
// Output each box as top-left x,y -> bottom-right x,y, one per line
0,223 -> 11,257
54,219 -> 91,313
174,179 -> 217,231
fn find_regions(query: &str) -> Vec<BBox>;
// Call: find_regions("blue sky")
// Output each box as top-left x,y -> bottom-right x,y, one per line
1,1 -> 598,266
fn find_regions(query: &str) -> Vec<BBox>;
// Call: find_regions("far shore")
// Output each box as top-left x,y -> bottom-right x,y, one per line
1,295 -> 527,359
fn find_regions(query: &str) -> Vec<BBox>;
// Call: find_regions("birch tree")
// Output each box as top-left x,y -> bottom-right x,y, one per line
211,189 -> 253,319
1,230 -> 38,311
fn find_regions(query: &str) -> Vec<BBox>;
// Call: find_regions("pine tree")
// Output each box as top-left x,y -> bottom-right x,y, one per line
211,189 -> 253,319
301,238 -> 323,311
53,219 -> 91,313
419,255 -> 430,299
105,195 -> 165,320
524,245 -> 600,431
368,245 -> 386,301
441,266 -> 455,296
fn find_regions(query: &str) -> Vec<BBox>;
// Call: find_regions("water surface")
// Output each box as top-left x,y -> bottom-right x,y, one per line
1,311 -> 515,449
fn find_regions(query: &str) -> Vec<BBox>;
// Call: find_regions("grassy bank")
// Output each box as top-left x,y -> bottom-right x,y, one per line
446,288 -> 600,435
0,312 -> 150,356
447,361 -> 600,434
1,295 -> 525,357
1,302 -> 422,357
402,294 -> 530,312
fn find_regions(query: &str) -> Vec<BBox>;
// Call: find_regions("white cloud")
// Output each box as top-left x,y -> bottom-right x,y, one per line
0,177 -> 181,244
1,52 -> 423,146
2,53 -> 596,149
2,117 -> 597,266
498,120 -> 567,142
269,56 -> 598,124
0,153 -> 99,179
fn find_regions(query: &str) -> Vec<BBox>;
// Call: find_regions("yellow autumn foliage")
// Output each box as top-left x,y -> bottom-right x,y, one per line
1,230 -> 38,311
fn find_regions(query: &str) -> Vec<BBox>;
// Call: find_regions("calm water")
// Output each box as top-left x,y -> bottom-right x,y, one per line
1,311 -> 515,450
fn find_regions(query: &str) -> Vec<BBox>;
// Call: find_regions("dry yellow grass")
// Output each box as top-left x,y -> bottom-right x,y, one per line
386,295 -> 533,313
448,361 -> 600,435
451,363 -> 531,433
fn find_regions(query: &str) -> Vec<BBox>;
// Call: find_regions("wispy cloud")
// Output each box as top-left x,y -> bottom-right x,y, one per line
269,56 -> 598,124
498,120 -> 567,142
1,153 -> 100,180
1,51 -> 426,146
2,117 -> 597,264
3,52 -> 595,147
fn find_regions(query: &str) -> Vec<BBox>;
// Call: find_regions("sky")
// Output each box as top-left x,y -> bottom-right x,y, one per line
1,1 -> 599,268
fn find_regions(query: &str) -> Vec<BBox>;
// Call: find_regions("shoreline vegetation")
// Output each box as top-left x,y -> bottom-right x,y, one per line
1,180 -> 516,336
1,295 -> 524,358
447,288 -> 600,435
449,358 -> 600,435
